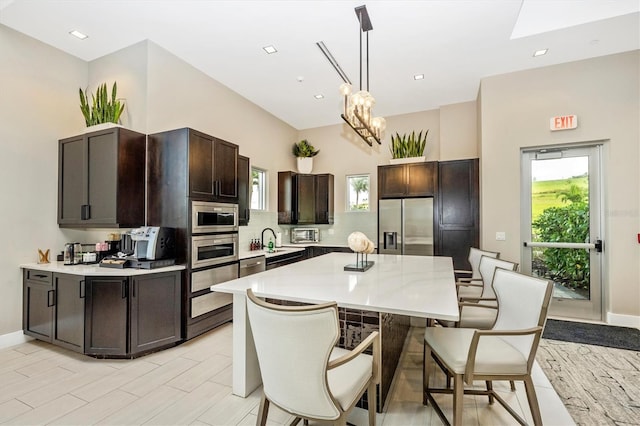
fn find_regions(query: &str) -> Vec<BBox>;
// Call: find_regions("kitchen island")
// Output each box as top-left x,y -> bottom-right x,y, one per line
212,252 -> 458,411
21,262 -> 185,358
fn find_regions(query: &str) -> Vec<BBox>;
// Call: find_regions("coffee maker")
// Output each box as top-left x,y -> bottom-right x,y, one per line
130,227 -> 176,260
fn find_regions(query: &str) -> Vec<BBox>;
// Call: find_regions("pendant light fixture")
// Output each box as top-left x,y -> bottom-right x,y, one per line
340,5 -> 385,146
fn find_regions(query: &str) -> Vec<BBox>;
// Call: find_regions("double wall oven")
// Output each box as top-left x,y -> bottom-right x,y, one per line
188,201 -> 239,339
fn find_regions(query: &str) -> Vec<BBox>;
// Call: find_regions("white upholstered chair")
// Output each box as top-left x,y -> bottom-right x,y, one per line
457,256 -> 519,329
455,247 -> 499,299
423,269 -> 553,426
246,289 -> 380,426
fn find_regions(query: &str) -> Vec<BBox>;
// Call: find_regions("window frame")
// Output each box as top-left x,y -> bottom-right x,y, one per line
346,174 -> 371,212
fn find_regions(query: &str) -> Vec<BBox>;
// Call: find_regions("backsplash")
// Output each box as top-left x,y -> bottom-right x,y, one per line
239,210 -> 377,250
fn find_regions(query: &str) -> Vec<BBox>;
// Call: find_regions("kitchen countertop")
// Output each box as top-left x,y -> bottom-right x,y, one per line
20,261 -> 186,276
214,252 -> 458,321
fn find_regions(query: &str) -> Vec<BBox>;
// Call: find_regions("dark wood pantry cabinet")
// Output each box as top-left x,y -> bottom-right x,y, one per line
57,127 -> 146,228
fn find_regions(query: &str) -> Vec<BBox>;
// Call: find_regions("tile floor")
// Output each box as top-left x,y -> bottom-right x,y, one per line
0,324 -> 575,425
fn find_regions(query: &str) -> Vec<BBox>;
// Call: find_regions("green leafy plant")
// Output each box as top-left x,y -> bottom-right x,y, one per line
389,130 -> 428,158
292,139 -> 319,157
532,201 -> 590,290
79,82 -> 125,126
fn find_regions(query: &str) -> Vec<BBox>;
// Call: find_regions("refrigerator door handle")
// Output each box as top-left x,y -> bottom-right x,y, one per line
384,232 -> 397,250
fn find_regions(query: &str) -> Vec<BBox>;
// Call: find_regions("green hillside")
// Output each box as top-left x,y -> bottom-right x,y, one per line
531,176 -> 588,221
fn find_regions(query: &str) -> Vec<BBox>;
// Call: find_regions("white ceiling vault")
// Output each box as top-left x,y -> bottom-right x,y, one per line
1,0 -> 638,130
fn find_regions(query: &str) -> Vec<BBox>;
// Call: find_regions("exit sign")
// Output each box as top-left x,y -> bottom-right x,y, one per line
550,115 -> 578,131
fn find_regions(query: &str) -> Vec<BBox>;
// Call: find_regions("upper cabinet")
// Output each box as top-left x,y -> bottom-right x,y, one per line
237,155 -> 250,226
147,128 -> 239,206
378,161 -> 437,198
188,130 -> 238,203
278,171 -> 334,225
58,127 -> 146,228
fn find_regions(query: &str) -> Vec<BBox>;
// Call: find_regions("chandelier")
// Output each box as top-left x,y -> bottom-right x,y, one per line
339,5 -> 385,146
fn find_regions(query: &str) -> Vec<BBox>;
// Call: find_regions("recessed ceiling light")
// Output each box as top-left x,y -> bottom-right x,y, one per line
414,74 -> 424,80
263,45 -> 277,54
314,94 -> 324,99
69,30 -> 88,40
533,48 -> 548,57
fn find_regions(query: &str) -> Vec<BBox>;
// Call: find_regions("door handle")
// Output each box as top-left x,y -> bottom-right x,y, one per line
595,239 -> 603,253
79,280 -> 85,299
81,204 -> 91,220
121,281 -> 128,299
47,290 -> 55,307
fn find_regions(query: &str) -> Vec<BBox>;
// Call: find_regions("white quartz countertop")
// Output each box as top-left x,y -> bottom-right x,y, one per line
213,252 -> 459,321
20,262 -> 186,276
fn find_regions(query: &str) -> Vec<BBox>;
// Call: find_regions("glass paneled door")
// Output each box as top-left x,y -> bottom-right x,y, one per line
521,144 -> 603,320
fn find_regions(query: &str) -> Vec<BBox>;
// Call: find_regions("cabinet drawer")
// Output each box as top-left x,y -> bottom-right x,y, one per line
191,292 -> 233,318
25,270 -> 53,283
191,262 -> 239,293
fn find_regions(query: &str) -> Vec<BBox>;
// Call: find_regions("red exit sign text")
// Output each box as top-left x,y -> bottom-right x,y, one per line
550,115 -> 578,131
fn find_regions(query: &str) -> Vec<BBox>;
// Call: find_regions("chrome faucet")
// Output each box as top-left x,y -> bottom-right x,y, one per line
261,227 -> 277,250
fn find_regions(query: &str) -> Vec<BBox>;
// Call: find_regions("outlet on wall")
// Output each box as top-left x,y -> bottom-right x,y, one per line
328,229 -> 335,235
496,232 -> 506,241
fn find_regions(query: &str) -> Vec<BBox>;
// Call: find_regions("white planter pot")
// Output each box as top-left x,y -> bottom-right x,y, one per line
83,122 -> 122,133
389,156 -> 426,165
297,157 -> 313,173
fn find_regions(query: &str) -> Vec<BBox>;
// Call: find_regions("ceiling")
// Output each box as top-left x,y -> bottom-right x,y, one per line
1,0 -> 638,130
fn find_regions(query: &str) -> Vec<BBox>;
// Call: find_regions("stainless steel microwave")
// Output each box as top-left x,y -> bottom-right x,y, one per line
191,201 -> 238,234
291,227 -> 320,244
191,233 -> 238,269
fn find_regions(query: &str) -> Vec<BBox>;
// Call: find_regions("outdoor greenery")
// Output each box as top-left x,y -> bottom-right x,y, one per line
349,176 -> 369,210
531,176 -> 587,221
79,82 -> 125,126
292,139 -> 319,157
532,179 -> 589,291
389,130 -> 428,159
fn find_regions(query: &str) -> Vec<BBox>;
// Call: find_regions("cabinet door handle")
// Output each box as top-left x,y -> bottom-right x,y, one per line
121,281 -> 128,299
132,281 -> 136,298
79,280 -> 85,299
47,290 -> 55,307
81,204 -> 91,220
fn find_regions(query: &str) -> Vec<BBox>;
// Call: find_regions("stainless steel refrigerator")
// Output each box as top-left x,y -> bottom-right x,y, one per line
378,198 -> 434,255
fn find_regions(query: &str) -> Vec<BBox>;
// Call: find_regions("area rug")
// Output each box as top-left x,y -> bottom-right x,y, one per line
542,319 -> 640,351
537,339 -> 640,425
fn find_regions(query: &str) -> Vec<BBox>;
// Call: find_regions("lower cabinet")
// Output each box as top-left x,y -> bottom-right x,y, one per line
23,269 -> 182,358
23,270 -> 54,342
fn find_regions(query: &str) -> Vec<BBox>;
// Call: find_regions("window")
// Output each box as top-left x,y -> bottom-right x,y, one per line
347,174 -> 370,211
251,167 -> 266,210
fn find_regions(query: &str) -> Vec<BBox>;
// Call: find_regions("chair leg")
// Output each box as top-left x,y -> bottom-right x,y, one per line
510,380 -> 516,391
452,374 -> 464,426
485,380 -> 495,404
257,394 -> 270,426
423,343 -> 434,405
368,381 -> 377,426
523,376 -> 543,426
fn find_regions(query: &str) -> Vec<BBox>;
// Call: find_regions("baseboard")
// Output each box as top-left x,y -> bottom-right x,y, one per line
0,330 -> 32,350
606,312 -> 640,329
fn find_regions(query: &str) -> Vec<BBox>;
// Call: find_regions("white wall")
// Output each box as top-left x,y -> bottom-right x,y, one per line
479,50 -> 640,323
0,25 -> 88,338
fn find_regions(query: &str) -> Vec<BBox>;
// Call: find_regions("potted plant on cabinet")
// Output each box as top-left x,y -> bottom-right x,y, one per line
389,130 -> 428,164
292,139 -> 319,173
79,81 -> 125,132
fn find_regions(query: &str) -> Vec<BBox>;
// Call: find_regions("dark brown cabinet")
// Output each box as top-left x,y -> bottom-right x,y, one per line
52,273 -> 85,352
315,174 -> 334,224
187,130 -> 239,203
238,155 -> 250,226
85,271 -> 182,357
23,268 -> 181,358
278,171 -> 334,225
378,161 -> 437,198
23,270 -> 54,342
436,159 -> 479,271
58,127 -> 146,228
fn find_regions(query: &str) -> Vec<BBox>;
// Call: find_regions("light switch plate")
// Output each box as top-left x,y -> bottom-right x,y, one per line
496,232 -> 506,241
